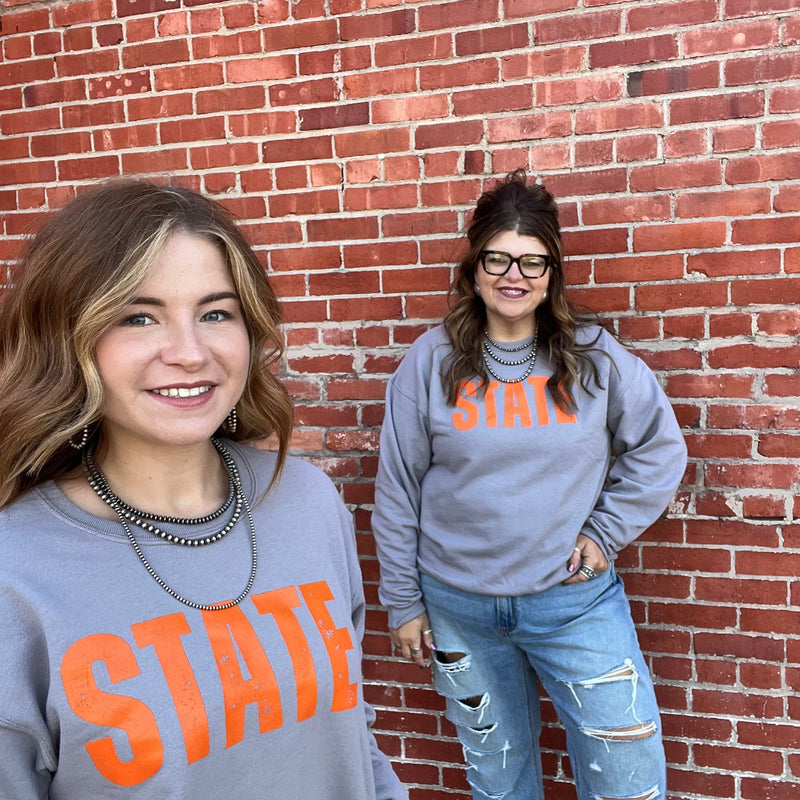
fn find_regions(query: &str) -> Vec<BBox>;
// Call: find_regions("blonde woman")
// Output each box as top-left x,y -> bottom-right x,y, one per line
0,180 -> 405,800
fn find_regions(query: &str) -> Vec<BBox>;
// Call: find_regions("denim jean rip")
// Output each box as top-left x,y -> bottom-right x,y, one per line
593,786 -> 660,800
562,659 -> 658,747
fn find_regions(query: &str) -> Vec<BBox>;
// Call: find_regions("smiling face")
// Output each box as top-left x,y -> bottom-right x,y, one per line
474,229 -> 552,341
94,230 -> 251,456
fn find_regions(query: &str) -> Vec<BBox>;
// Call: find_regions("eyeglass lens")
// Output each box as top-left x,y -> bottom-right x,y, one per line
482,251 -> 550,278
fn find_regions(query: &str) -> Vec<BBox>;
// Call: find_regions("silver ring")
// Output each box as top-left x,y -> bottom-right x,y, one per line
423,629 -> 432,634
578,565 -> 597,580
410,647 -> 421,654
573,547 -> 581,553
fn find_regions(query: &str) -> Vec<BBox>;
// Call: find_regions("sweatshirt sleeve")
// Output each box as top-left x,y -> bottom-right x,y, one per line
0,583 -> 56,800
372,374 -> 433,630
579,342 -> 687,555
336,498 -> 408,800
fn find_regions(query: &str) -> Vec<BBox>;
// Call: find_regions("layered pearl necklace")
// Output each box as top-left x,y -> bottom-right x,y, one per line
83,438 -> 257,611
482,328 -> 539,383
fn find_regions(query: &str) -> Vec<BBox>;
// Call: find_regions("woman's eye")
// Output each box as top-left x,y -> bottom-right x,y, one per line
202,309 -> 234,323
121,313 -> 154,327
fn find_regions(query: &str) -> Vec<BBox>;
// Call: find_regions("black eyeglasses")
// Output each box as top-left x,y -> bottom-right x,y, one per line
479,250 -> 556,279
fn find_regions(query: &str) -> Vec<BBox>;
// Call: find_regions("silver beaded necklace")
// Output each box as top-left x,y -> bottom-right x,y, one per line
84,438 -> 241,547
83,438 -> 258,611
482,328 -> 539,383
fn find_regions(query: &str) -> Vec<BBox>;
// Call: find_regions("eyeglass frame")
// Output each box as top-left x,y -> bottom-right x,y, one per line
479,250 -> 557,279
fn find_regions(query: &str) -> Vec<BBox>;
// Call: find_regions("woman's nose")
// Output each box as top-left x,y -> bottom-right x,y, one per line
160,324 -> 209,368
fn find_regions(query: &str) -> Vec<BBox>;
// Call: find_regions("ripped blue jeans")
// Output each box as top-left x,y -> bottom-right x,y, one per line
421,568 -> 665,800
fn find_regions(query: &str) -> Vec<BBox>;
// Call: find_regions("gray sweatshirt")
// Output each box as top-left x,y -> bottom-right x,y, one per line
373,325 -> 687,629
0,442 -> 406,800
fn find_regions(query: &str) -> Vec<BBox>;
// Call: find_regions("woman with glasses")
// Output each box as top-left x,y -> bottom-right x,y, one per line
372,171 -> 686,800
0,179 -> 405,800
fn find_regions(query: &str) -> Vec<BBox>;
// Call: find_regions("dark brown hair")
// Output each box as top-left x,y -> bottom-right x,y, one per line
442,170 -> 606,411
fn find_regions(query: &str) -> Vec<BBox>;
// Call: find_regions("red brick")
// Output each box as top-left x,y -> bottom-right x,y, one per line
695,575 -> 788,606
382,210 -> 460,238
616,133 -> 659,162
535,9 -> 620,44
732,276 -> 800,307
708,344 -> 800,370
190,142 -> 259,170
591,34 -> 678,69
420,179 -> 483,208
120,148 -> 188,174
713,123 -> 757,153
573,139 -> 613,167
2,8 -> 50,34
336,128 -> 410,158
562,228 -> 628,256
631,160 -> 721,192
196,85 -> 265,114
420,57 -> 499,90
262,19 -> 337,50
487,111 -> 572,143
575,102 -> 663,133
89,71 -> 151,98
757,309 -> 800,335
127,93 -> 193,121
57,154 -> 119,181
741,778 -> 800,800
343,67 -> 416,99
33,31 -> 63,55
536,75 -> 622,106
670,91 -> 763,125
770,84 -> 800,114
758,433 -> 800,458
418,0 -> 499,31
664,127 -> 708,159
374,34 -> 452,68
687,249 -> 779,278
415,120 -> 482,151
30,130 -> 91,157
455,22 -> 529,55
300,103 -> 369,131
726,51 -> 800,86
505,0 -> 577,14
665,373 -> 754,398
634,221 -> 726,252
502,45 -> 585,80
709,464 -> 799,493
732,216 -> 800,246
676,188 -> 770,219
683,19 -> 778,56
629,0 -> 717,31
344,184 -> 417,212
4,35 -> 33,60
726,0 -> 800,14
372,94 -> 449,124
192,30 -> 262,59
775,186 -> 800,212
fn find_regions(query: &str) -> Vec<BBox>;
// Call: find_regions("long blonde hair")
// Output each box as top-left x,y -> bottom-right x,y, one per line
0,179 -> 293,509
443,170 -> 607,411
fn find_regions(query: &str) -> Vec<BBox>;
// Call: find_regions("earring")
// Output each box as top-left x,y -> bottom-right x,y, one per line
542,290 -> 548,301
68,426 -> 90,450
226,407 -> 238,435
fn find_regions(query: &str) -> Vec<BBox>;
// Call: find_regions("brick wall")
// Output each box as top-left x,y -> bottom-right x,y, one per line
2,0 -> 800,797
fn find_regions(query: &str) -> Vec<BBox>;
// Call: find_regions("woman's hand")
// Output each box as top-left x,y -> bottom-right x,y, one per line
390,612 -> 435,667
563,533 -> 609,585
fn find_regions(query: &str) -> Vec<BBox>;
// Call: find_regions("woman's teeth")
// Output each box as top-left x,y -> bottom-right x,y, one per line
153,386 -> 211,398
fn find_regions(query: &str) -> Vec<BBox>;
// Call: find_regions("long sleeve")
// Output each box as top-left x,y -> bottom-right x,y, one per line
372,377 -> 433,630
0,582 -> 56,800
337,498 -> 408,800
579,348 -> 687,555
